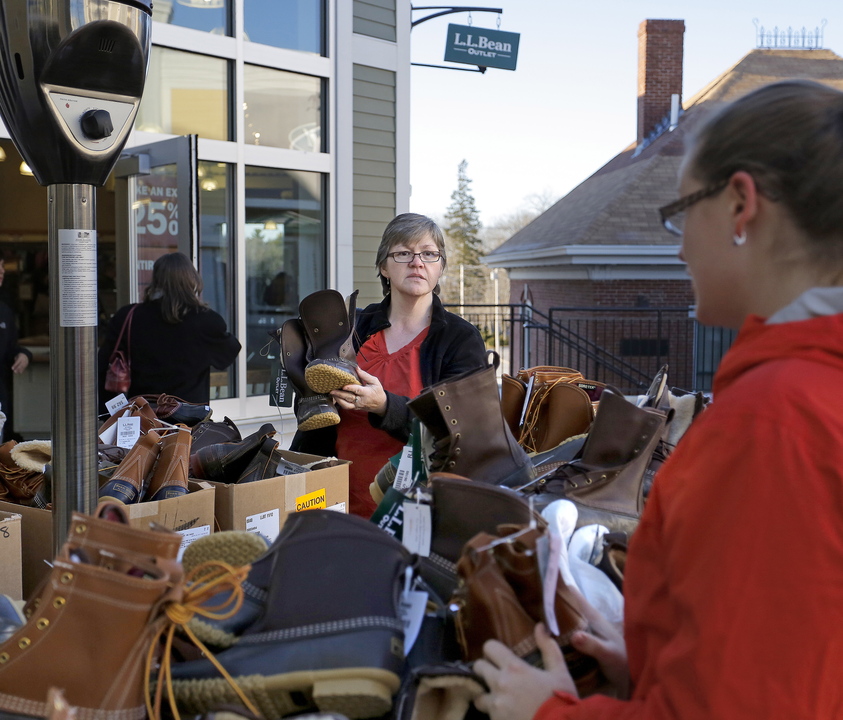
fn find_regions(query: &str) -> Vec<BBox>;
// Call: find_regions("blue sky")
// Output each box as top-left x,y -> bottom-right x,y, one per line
408,1 -> 840,225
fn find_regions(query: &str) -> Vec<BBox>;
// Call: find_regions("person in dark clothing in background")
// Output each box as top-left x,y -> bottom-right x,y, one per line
98,251 -> 241,407
0,258 -> 31,441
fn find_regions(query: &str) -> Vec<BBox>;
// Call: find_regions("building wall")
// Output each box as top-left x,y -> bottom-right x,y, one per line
353,0 -> 397,42
509,278 -> 695,312
352,64 -> 396,305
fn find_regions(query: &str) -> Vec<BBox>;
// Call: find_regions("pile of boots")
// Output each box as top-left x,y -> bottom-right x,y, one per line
168,509 -> 413,720
279,289 -> 360,432
0,503 -> 186,720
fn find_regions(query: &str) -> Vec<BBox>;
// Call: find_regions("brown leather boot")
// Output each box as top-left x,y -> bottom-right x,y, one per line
526,388 -> 670,534
300,289 -> 361,394
407,353 -> 534,488
281,317 -> 340,431
0,440 -> 43,505
98,429 -> 161,504
97,396 -> 162,439
143,426 -> 192,501
519,381 -> 594,454
0,512 -> 183,719
500,374 -> 527,440
190,416 -> 241,455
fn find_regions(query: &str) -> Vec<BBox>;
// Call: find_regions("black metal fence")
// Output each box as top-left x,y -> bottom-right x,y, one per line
443,303 -> 736,394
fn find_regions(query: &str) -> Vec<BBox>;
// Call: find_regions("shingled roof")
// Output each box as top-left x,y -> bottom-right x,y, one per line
486,49 -> 843,262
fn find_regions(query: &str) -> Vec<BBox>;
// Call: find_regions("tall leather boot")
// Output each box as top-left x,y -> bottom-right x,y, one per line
99,429 -> 161,504
190,416 -> 241,455
0,512 -> 183,719
519,381 -> 594,454
170,509 -> 412,720
300,289 -> 361,394
189,423 -> 276,482
407,353 -> 534,488
500,374 -> 527,440
281,317 -> 340,431
143,425 -> 192,501
525,388 -> 670,534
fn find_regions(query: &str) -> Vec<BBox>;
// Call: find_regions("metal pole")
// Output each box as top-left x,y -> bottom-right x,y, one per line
459,264 -> 465,316
492,269 -> 500,359
48,184 -> 99,554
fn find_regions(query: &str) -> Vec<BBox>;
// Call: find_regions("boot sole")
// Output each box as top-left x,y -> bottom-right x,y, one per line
170,667 -> 399,719
298,411 -> 341,432
305,365 -> 360,394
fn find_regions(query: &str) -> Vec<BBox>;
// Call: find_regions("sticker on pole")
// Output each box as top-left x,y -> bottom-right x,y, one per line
59,229 -> 98,327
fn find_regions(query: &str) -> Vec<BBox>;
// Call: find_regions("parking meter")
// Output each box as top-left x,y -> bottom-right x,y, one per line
0,0 -> 152,550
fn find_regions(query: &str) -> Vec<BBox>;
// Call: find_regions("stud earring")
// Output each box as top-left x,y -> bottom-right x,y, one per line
733,232 -> 747,246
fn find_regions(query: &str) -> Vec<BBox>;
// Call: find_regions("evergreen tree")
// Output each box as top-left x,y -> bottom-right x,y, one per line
444,160 -> 483,267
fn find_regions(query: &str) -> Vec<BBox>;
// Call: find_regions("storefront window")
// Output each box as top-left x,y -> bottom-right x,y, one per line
152,0 -> 230,36
243,0 -> 323,54
199,161 -> 236,400
245,167 -> 324,396
136,48 -> 230,141
243,65 -> 323,151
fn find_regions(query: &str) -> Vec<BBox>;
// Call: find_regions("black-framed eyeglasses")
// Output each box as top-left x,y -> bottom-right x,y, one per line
388,250 -> 442,263
658,179 -> 729,237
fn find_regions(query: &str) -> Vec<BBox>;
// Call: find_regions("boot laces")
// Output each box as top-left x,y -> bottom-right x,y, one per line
145,561 -> 262,720
428,436 -> 453,471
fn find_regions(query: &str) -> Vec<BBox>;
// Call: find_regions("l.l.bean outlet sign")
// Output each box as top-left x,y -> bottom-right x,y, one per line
444,23 -> 520,71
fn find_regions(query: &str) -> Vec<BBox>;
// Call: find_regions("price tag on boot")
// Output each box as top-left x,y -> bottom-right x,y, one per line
399,568 -> 428,655
115,416 -> 141,449
105,393 -> 129,417
536,530 -> 562,637
402,500 -> 432,557
393,445 -> 415,492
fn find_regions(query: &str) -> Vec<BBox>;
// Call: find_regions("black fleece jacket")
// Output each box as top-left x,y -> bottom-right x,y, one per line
290,294 -> 487,455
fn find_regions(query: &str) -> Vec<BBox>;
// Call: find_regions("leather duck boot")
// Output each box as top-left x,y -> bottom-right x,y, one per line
281,317 -> 340,431
191,416 -> 241,455
500,374 -> 527,441
0,511 -> 183,720
300,289 -> 361,395
234,437 -> 308,484
189,423 -> 276,482
138,393 -> 213,427
169,509 -> 412,720
143,425 -> 192,501
525,388 -> 671,535
407,352 -> 535,488
99,429 -> 161,504
519,381 -> 594,454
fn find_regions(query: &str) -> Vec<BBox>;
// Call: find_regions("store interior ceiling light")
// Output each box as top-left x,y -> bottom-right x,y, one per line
264,220 -> 277,230
19,161 -> 33,177
177,0 -> 224,7
0,147 -> 6,162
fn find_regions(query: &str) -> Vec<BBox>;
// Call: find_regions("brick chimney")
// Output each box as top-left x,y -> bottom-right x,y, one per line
637,19 -> 685,145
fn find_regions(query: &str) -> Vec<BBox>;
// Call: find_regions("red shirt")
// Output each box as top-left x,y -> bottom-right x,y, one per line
336,327 -> 429,517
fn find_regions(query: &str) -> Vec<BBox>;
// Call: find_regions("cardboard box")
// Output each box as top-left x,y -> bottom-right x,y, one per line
0,481 -> 216,599
212,450 -> 349,542
0,510 -> 23,600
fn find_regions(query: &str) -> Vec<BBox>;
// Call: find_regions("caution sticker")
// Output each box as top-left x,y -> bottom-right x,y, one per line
296,487 -> 326,512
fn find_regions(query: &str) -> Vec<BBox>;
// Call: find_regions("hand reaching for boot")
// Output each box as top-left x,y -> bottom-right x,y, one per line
332,368 -> 387,416
474,623 -> 578,720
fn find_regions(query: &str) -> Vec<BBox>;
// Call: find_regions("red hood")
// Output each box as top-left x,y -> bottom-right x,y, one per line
713,313 -> 843,395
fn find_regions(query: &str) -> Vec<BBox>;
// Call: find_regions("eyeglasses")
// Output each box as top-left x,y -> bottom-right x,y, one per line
388,250 -> 442,263
658,179 -> 729,237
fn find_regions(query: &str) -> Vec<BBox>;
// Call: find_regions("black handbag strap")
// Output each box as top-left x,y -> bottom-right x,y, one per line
110,305 -> 137,363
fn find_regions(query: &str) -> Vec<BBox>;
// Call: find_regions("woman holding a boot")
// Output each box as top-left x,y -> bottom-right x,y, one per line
292,213 -> 486,517
474,80 -> 843,719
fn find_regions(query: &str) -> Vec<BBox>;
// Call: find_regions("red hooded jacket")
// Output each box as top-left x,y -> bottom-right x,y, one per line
536,311 -> 843,720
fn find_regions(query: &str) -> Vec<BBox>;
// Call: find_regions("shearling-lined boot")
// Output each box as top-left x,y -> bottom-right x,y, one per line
407,352 -> 534,488
169,509 -> 411,720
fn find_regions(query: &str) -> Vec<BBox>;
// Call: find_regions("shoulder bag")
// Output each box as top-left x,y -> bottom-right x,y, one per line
104,305 -> 138,394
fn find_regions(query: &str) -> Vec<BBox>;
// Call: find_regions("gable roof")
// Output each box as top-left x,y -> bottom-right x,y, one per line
486,49 -> 843,263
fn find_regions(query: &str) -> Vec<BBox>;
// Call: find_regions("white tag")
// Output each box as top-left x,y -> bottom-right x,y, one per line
537,531 -> 562,636
176,524 -> 211,561
402,502 -> 431,557
327,502 -> 346,513
98,422 -> 118,446
115,416 -> 141,449
399,569 -> 428,654
519,375 -> 535,427
245,508 -> 280,544
393,446 -> 414,492
106,394 -> 128,416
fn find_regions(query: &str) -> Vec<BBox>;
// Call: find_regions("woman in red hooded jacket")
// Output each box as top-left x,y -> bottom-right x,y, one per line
474,79 -> 843,720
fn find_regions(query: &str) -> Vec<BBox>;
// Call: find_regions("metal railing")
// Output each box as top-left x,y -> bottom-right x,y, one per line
444,303 -> 735,393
